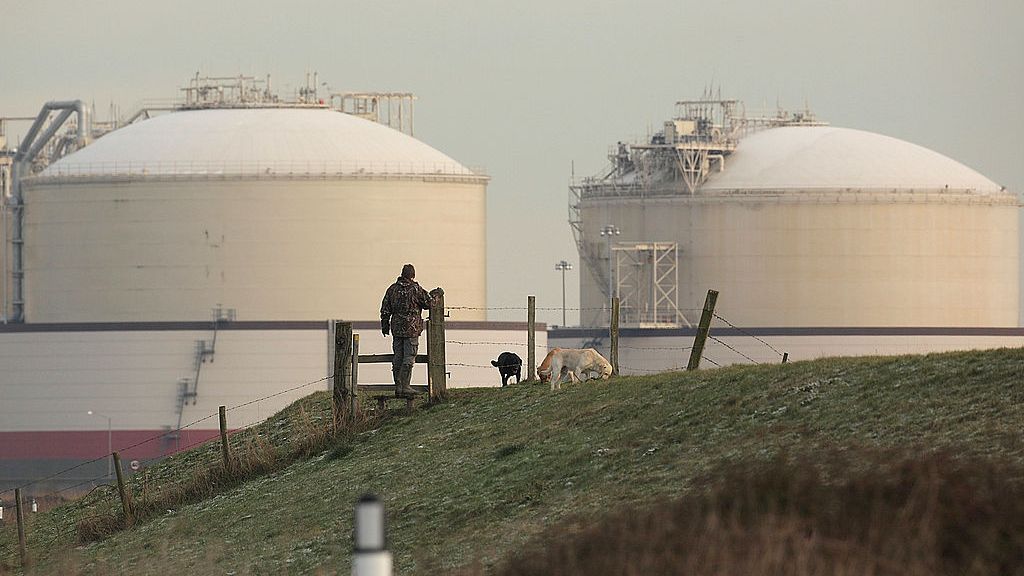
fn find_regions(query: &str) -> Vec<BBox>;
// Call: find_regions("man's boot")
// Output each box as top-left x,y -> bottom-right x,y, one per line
392,368 -> 402,395
397,364 -> 417,397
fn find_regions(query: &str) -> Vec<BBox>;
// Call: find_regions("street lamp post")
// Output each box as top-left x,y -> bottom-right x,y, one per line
554,260 -> 573,326
600,225 -> 621,319
87,410 -> 112,479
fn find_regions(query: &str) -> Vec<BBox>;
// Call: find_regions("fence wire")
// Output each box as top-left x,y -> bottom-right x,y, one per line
1,375 -> 331,500
18,409 -> 302,554
446,340 -> 695,354
447,305 -> 609,311
5,305 -> 782,503
701,355 -> 722,367
618,365 -> 684,374
713,312 -> 786,358
0,456 -> 111,500
708,334 -> 760,365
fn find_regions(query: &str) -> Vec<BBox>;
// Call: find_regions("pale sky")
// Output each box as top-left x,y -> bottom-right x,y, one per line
4,0 -> 1022,327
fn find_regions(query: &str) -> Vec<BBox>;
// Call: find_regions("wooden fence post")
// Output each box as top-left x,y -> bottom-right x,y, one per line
782,352 -> 789,364
610,297 -> 620,376
219,405 -> 231,470
426,320 -> 432,399
15,488 -> 27,568
427,288 -> 447,402
350,334 -> 360,421
527,295 -> 536,381
687,290 -> 719,371
333,321 -> 353,428
328,319 -> 336,406
112,451 -> 133,523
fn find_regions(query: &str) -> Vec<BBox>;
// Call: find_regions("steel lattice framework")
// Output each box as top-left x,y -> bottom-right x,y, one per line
613,242 -> 689,328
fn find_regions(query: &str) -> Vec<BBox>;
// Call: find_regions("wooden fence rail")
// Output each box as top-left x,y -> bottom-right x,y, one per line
329,287 -> 447,421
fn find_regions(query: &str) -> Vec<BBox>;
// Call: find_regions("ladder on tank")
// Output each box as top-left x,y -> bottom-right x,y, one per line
170,306 -> 236,442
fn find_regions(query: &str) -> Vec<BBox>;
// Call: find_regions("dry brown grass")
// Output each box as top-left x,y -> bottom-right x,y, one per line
74,405 -> 379,545
487,449 -> 1024,576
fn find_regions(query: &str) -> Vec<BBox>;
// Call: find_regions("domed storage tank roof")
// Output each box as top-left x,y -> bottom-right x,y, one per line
702,126 -> 1004,194
42,108 -> 474,177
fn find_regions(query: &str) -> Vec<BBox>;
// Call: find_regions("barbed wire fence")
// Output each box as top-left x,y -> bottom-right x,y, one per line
2,296 -> 782,499
1,289 -> 788,566
0,374 -> 335,564
443,290 -> 788,376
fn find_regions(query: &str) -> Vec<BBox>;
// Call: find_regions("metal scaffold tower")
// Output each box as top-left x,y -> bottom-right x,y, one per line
613,242 -> 689,327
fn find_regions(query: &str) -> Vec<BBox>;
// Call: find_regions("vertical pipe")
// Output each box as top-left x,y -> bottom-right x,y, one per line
9,101 -> 88,323
561,268 -> 567,327
1,178 -> 6,322
606,235 -> 613,324
610,297 -> 619,376
555,261 -> 572,327
9,160 -> 22,322
527,296 -> 536,381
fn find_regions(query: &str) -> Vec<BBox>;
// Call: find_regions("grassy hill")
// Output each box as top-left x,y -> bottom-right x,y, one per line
2,347 -> 1023,574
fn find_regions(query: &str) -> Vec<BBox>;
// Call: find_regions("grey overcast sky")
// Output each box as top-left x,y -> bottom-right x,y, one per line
4,0 -> 1022,326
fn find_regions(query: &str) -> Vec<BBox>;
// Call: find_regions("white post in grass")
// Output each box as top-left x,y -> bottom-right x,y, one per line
352,494 -> 393,576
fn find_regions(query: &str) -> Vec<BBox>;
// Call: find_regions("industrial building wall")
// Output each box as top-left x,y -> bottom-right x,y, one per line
579,193 -> 1019,328
0,322 -> 546,494
21,177 -> 487,323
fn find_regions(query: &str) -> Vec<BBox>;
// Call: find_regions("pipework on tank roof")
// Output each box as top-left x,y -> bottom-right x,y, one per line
7,100 -> 90,322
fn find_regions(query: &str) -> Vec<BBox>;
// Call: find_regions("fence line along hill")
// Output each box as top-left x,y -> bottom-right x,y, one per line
2,347 -> 1023,575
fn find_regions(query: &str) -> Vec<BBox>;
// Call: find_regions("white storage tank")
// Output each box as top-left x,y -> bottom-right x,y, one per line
20,107 -> 488,322
575,121 -> 1019,328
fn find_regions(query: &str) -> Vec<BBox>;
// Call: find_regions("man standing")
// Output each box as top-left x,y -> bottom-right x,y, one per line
380,264 -> 433,397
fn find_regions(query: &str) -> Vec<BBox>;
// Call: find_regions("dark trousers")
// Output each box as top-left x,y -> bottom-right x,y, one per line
392,336 -> 419,378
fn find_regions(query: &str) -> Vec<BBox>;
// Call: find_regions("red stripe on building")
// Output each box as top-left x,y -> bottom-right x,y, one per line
0,430 -> 221,460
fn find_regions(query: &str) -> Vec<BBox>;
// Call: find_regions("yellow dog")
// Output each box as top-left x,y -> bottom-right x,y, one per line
537,348 -> 612,390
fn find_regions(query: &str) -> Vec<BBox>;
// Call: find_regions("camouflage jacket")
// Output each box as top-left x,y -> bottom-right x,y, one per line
380,277 -> 432,337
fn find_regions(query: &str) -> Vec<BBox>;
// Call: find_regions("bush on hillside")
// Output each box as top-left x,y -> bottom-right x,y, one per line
492,449 -> 1024,576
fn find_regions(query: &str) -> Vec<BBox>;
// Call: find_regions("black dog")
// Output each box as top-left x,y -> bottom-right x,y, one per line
491,352 -> 523,387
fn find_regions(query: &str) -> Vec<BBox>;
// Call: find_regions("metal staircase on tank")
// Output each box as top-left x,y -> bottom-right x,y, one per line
171,306 -> 236,439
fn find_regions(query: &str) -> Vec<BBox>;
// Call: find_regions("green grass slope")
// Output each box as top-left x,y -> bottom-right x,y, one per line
3,347 -> 1023,575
